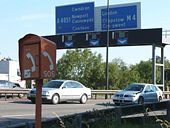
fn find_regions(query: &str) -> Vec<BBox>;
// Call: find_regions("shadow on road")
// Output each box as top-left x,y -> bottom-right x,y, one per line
96,101 -> 115,107
0,117 -> 35,128
9,100 -> 82,105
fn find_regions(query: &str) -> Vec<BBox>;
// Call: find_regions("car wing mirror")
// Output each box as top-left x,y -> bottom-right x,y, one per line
144,90 -> 149,93
13,85 -> 16,88
62,86 -> 66,89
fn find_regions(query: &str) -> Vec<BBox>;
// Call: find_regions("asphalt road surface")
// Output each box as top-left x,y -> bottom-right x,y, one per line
0,98 -> 114,127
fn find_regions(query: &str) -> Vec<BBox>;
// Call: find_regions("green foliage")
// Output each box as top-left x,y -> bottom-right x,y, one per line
130,60 -> 152,83
56,49 -> 105,89
55,49 -> 170,90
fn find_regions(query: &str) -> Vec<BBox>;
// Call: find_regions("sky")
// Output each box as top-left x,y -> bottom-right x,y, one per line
0,0 -> 170,65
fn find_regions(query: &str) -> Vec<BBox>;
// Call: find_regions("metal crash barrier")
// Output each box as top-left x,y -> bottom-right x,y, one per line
0,89 -> 170,101
0,89 -> 30,100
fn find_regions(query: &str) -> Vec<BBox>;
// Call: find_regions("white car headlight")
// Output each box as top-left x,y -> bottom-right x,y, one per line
129,94 -> 136,97
42,91 -> 49,95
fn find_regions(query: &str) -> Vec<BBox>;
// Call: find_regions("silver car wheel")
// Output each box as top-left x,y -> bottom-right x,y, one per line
138,97 -> 144,105
80,94 -> 87,104
158,96 -> 162,102
31,99 -> 35,104
52,94 -> 59,104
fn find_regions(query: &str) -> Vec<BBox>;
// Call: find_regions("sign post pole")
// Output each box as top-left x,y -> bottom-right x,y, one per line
35,79 -> 43,128
105,0 -> 109,99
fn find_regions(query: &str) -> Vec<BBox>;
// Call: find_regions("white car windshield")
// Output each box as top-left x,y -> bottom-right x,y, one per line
124,84 -> 145,91
43,81 -> 64,88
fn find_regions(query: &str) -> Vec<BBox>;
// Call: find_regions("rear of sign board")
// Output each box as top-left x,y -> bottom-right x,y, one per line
44,28 -> 162,49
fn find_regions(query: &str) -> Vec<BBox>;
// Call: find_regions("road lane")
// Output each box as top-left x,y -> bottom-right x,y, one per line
0,99 -> 114,127
0,98 -> 168,127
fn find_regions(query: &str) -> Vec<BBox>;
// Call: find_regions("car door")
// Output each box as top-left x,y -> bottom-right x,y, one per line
60,81 -> 83,100
144,85 -> 157,102
67,81 -> 83,100
70,82 -> 84,99
150,85 -> 158,102
59,82 -> 72,100
143,85 -> 152,102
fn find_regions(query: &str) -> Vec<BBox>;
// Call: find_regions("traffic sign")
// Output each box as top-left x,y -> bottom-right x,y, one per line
56,2 -> 94,34
101,5 -> 138,30
56,2 -> 140,34
94,2 -> 141,31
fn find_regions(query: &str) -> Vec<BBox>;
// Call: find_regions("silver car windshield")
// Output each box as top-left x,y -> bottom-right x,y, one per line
43,81 -> 64,88
124,84 -> 145,91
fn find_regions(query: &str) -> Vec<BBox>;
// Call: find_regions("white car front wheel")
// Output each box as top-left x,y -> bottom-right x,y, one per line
52,94 -> 60,104
80,94 -> 87,104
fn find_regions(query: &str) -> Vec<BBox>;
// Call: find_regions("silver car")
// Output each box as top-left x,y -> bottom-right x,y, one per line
112,83 -> 163,105
27,80 -> 91,104
0,80 -> 23,98
0,80 -> 21,89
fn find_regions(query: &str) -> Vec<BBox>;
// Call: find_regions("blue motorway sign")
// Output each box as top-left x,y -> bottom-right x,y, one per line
56,2 -> 94,34
101,5 -> 138,30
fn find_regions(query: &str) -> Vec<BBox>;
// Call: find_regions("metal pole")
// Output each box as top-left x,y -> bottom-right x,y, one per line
35,79 -> 43,128
105,0 -> 109,99
152,44 -> 156,85
161,46 -> 165,91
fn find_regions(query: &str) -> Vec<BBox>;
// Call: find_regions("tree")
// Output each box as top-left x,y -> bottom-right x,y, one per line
56,49 -> 170,90
56,49 -> 105,89
130,60 -> 152,83
108,58 -> 126,89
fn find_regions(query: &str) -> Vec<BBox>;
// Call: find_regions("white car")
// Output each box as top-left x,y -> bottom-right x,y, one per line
112,83 -> 163,105
27,80 -> 91,104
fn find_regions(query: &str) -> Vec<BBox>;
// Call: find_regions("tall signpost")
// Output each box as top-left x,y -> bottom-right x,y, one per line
105,0 -> 110,99
19,34 -> 56,128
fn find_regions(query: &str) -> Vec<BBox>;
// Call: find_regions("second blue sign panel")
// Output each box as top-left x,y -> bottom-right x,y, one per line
101,5 -> 138,30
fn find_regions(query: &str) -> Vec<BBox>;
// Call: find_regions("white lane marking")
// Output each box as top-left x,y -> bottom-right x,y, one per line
2,114 -> 35,118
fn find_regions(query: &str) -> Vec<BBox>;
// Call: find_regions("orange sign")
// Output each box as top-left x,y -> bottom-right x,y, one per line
19,34 -> 56,80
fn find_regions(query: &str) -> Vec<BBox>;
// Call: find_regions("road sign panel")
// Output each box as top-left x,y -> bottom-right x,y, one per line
101,4 -> 140,30
56,2 -> 94,34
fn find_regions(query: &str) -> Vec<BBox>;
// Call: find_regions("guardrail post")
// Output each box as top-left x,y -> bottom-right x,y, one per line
167,101 -> 170,121
95,94 -> 97,100
5,94 -> 7,101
